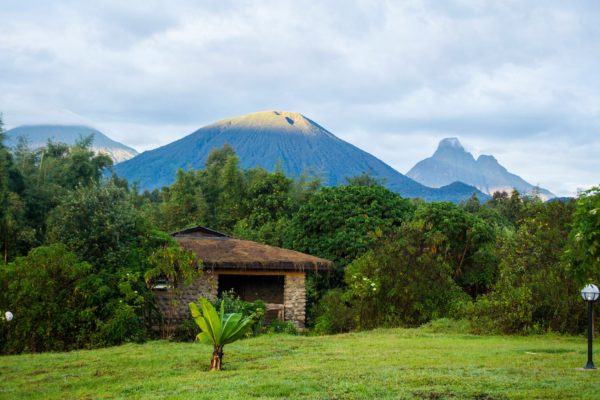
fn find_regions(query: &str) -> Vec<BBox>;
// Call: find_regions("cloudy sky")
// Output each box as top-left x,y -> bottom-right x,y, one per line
1,0 -> 599,196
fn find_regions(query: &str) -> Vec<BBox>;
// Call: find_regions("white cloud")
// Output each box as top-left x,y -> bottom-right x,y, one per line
0,0 -> 599,196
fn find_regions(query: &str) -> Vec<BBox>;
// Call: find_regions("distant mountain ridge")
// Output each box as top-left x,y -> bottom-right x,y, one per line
5,125 -> 138,163
114,110 -> 486,202
407,137 -> 554,199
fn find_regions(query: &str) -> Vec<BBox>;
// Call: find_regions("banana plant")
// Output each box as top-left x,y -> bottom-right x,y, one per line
189,298 -> 255,371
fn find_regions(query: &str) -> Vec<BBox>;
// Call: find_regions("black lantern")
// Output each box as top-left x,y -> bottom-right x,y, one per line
581,284 -> 599,369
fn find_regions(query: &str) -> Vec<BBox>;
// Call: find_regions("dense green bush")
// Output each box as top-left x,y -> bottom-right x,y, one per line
465,200 -> 584,334
344,220 -> 470,330
212,290 -> 266,336
312,288 -> 355,334
410,202 -> 498,297
173,317 -> 201,342
564,186 -> 600,285
0,245 -> 97,353
266,319 -> 299,335
285,184 -> 415,270
0,243 -> 157,353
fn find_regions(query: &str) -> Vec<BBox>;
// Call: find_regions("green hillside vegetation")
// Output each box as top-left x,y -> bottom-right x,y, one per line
1,112 -> 599,357
1,327 -> 598,399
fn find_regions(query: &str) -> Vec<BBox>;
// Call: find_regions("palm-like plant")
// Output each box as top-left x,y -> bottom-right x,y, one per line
189,298 -> 255,371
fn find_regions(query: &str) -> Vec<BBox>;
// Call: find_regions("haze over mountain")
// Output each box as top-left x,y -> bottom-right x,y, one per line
5,125 -> 138,164
114,111 -> 485,202
407,138 -> 555,199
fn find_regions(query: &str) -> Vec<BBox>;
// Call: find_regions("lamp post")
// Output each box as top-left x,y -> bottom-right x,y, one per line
581,284 -> 600,369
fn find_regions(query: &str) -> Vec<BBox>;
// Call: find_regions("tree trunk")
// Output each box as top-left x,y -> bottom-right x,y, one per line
210,345 -> 224,371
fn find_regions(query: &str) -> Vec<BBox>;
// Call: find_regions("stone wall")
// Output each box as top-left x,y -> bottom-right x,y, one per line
284,273 -> 306,328
154,270 -> 308,328
154,270 -> 218,322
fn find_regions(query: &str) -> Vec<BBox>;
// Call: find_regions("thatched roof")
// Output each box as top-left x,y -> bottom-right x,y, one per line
173,231 -> 333,271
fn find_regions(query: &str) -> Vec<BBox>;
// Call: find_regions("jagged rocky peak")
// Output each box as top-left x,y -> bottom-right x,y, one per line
407,137 -> 555,199
437,137 -> 465,150
432,137 -> 475,164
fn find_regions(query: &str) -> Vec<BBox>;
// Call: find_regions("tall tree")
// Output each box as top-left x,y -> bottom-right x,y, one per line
157,169 -> 207,232
7,136 -> 113,253
201,145 -> 236,228
565,186 -> 600,285
216,155 -> 246,231
468,199 -> 580,333
285,184 -> 415,269
0,115 -> 30,262
411,202 -> 497,297
46,182 -> 147,271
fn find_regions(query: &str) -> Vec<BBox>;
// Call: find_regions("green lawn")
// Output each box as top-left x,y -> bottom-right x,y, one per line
1,327 -> 598,399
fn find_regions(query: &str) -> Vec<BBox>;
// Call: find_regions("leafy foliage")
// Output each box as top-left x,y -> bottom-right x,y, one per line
145,243 -> 201,339
465,200 -> 582,334
344,220 -> 470,329
155,169 -> 207,232
189,298 -> 255,370
211,290 -> 266,336
285,184 -> 415,269
46,182 -> 147,270
565,186 -> 600,285
0,245 -> 97,353
313,288 -> 354,334
0,131 -> 597,355
411,202 -> 498,297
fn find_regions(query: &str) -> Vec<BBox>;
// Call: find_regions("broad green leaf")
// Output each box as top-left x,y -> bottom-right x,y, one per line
220,313 -> 244,339
199,298 -> 222,344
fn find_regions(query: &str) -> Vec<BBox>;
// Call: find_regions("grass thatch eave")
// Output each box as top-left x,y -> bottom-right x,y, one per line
174,236 -> 333,272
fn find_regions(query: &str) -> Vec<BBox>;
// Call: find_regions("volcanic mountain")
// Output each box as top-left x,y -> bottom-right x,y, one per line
114,111 -> 486,202
5,125 -> 138,163
407,137 -> 554,199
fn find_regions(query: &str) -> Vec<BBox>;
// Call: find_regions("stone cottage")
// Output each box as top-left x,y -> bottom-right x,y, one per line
153,226 -> 332,328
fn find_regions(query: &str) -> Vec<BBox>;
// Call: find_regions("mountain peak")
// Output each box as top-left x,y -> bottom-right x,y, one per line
211,110 -> 326,137
114,110 -> 485,202
437,137 -> 464,151
5,124 -> 138,163
407,137 -> 555,199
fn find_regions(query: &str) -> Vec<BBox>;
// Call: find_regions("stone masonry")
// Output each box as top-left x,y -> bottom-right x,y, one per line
283,273 -> 306,328
154,270 -> 308,328
154,270 -> 218,322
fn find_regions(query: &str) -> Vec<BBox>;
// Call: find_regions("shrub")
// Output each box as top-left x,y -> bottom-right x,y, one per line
465,200 -> 584,334
94,302 -> 147,346
173,317 -> 201,342
462,283 -> 533,334
344,221 -> 470,330
211,290 -> 266,336
0,245 -> 97,353
266,320 -> 298,335
312,288 -> 354,334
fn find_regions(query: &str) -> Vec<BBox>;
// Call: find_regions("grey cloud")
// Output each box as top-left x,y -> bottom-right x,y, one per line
0,0 -> 598,196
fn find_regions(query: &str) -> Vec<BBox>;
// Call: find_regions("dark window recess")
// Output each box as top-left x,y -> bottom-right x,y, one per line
218,275 -> 284,304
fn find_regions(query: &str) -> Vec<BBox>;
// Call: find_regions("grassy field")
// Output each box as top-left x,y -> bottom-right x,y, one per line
1,325 -> 599,399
